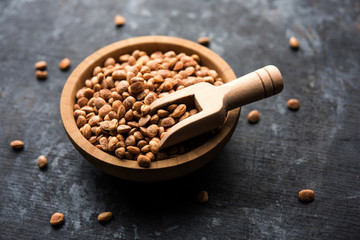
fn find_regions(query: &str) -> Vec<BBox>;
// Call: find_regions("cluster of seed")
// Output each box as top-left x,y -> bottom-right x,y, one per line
73,50 -> 223,168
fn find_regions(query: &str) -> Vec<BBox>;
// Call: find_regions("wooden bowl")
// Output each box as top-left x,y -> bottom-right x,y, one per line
60,36 -> 240,182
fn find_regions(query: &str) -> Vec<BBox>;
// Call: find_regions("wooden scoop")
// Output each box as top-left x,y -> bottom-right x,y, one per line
150,65 -> 283,150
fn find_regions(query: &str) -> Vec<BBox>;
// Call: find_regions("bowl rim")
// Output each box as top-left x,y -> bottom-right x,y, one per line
60,35 -> 239,172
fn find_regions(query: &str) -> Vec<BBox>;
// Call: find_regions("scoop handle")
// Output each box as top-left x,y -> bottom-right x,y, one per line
221,65 -> 283,111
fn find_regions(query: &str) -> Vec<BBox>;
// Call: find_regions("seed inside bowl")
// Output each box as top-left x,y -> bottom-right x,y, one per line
74,50 -> 224,168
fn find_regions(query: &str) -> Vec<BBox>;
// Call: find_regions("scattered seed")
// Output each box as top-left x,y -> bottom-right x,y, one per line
98,212 -> 112,223
37,155 -> 47,169
298,189 -> 314,202
114,14 -> 126,26
10,140 -> 24,150
36,70 -> 47,80
59,58 -> 71,70
198,37 -> 210,46
34,61 -> 47,70
248,110 -> 260,124
289,37 -> 299,49
287,98 -> 300,110
198,190 -> 209,203
50,212 -> 64,226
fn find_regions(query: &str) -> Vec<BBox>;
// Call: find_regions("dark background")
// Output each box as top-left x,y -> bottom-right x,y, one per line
0,0 -> 359,239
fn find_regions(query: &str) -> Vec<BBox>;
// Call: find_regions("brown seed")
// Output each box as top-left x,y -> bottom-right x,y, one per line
141,145 -> 150,153
81,106 -> 94,114
189,109 -> 198,116
88,116 -> 100,126
112,70 -> 126,80
77,115 -> 87,127
116,80 -> 129,94
145,152 -> 155,161
117,105 -> 126,118
124,151 -> 134,160
77,97 -> 88,107
149,114 -> 159,124
127,146 -> 140,155
108,119 -> 118,131
108,137 -> 119,151
34,61 -> 47,70
198,190 -> 209,203
124,109 -> 133,121
298,189 -> 314,203
133,131 -> 144,141
123,96 -> 136,111
132,101 -> 143,112
137,155 -> 151,168
173,61 -> 184,71
130,81 -> 145,94
119,54 -> 130,62
104,57 -> 116,67
197,37 -> 210,46
179,111 -> 190,122
83,124 -> 92,139
59,58 -> 71,70
247,110 -> 260,124
157,109 -> 169,118
50,212 -> 64,226
114,14 -> 126,26
289,37 -> 299,49
98,105 -> 112,118
125,135 -> 136,146
117,125 -> 131,134
115,147 -> 125,158
161,117 -> 176,127
36,70 -> 47,79
138,115 -> 151,127
149,140 -> 159,154
147,124 -> 159,138
137,140 -> 147,149
144,92 -> 157,105
127,121 -> 139,128
167,104 -> 178,113
37,155 -> 47,169
99,137 -> 109,151
74,109 -> 86,119
10,140 -> 24,150
287,98 -> 300,110
100,89 -> 112,100
83,88 -> 94,99
191,54 -> 200,62
98,212 -> 112,223
172,104 -> 187,118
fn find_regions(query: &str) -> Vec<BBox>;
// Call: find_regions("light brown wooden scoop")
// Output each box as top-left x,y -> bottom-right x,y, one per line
150,65 -> 283,150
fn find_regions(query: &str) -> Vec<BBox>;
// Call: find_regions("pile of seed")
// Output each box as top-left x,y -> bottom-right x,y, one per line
74,50 -> 223,168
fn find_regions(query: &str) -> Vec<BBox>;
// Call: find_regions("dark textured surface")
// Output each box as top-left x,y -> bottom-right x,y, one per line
0,0 -> 359,239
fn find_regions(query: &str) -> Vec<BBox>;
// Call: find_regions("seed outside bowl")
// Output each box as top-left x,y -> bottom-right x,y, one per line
60,36 -> 240,182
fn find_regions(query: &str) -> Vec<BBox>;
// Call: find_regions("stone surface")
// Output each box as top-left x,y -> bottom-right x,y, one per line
0,0 -> 359,239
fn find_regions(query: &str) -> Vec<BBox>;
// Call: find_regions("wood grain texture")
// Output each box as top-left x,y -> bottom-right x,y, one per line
60,36 -> 239,181
0,0 -> 359,239
152,65 -> 283,149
